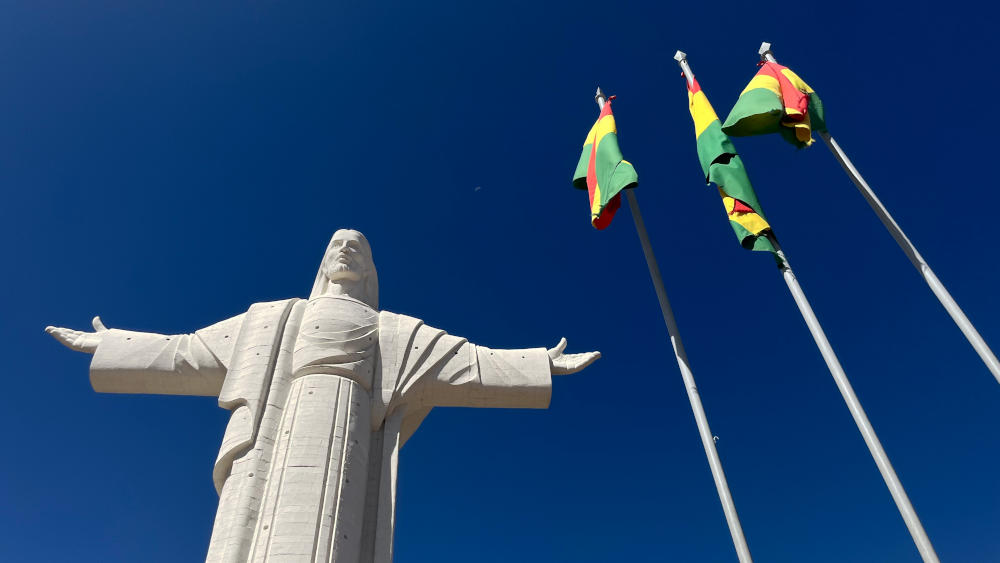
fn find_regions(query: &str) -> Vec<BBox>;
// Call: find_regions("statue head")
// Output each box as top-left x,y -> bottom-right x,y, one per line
310,229 -> 379,308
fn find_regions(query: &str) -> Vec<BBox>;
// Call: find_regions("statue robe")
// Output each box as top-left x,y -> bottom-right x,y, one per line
89,298 -> 552,563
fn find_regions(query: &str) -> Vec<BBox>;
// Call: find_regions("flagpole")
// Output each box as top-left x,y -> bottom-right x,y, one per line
758,42 -> 1000,386
594,89 -> 753,563
770,238 -> 940,563
675,50 -> 939,563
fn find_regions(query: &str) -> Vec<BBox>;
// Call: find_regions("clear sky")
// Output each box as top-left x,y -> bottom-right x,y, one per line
3,1 -> 998,561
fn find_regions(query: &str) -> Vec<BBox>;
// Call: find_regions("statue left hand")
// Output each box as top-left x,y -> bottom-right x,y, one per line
547,338 -> 600,375
46,316 -> 109,354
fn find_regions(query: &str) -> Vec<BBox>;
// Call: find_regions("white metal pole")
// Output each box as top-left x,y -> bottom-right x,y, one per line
759,41 -> 1000,386
690,44 -> 940,561
594,87 -> 753,563
768,238 -> 940,563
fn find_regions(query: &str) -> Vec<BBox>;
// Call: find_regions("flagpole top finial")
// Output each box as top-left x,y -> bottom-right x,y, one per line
759,42 -> 776,62
595,87 -> 606,104
674,50 -> 695,88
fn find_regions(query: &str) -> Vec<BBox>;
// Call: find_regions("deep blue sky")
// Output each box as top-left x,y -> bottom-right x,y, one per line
3,1 -> 998,561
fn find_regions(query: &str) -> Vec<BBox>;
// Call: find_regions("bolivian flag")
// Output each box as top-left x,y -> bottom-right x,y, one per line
722,61 -> 826,148
687,78 -> 775,252
572,98 -> 638,229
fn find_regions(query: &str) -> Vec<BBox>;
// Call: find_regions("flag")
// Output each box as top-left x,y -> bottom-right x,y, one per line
687,77 -> 775,252
721,61 -> 826,148
572,98 -> 638,229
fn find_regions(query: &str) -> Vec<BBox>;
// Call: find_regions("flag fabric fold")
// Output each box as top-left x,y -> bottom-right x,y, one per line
687,77 -> 775,252
572,98 -> 638,229
722,61 -> 825,148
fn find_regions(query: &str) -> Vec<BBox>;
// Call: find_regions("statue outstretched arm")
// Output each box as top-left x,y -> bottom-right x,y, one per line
46,313 -> 245,397
418,335 -> 599,410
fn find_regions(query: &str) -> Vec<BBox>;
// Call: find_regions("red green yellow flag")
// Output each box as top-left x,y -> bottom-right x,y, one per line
721,61 -> 826,148
687,78 -> 775,252
572,98 -> 638,229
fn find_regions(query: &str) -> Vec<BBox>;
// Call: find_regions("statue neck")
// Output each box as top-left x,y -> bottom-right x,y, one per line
324,280 -> 367,304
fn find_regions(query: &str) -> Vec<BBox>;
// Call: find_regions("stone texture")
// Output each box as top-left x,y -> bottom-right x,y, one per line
46,229 -> 600,563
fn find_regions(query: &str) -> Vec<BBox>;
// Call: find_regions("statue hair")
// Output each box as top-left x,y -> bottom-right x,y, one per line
309,229 -> 379,308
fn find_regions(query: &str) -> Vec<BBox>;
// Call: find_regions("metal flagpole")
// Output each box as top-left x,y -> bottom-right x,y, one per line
769,238 -> 940,563
759,42 -> 1000,386
593,89 -> 753,563
673,50 -> 939,563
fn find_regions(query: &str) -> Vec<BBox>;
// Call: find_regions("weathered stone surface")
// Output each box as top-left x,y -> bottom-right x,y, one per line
46,229 -> 600,563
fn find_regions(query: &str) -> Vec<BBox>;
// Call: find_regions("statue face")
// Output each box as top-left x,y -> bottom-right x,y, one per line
322,230 -> 373,284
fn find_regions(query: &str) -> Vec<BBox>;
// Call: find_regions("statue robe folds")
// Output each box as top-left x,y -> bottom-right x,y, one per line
89,298 -> 551,563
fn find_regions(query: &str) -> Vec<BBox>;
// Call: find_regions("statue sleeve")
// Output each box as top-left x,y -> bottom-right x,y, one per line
90,313 -> 246,396
421,341 -> 552,409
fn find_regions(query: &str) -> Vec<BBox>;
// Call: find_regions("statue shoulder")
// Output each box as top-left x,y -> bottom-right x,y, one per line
251,297 -> 302,312
195,298 -> 301,367
377,309 -> 429,332
377,309 -> 411,323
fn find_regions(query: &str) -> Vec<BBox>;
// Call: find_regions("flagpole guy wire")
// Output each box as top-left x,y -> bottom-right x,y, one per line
595,87 -> 754,563
675,49 -> 939,563
758,42 -> 1000,386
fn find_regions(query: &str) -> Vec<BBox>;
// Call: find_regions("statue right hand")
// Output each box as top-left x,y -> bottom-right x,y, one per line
45,316 -> 109,354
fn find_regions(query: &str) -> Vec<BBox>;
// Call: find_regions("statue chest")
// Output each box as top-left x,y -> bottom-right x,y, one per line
293,295 -> 378,390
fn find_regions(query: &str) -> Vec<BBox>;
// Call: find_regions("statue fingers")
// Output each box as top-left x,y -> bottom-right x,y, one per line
547,337 -> 568,359
46,327 -> 81,349
571,351 -> 601,371
552,351 -> 600,375
92,316 -> 108,332
45,326 -> 100,353
46,326 -> 71,340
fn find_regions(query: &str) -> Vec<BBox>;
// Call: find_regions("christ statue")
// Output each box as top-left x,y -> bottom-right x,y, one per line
46,229 -> 599,563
